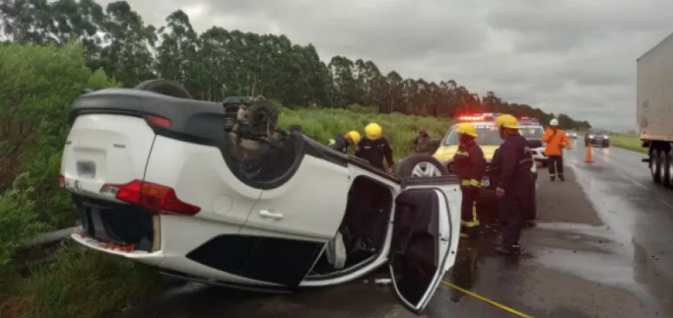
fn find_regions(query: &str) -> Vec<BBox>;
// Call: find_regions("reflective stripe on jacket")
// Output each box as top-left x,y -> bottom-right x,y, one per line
541,128 -> 569,156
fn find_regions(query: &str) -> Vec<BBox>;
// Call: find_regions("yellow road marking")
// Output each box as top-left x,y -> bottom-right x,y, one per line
441,280 -> 536,318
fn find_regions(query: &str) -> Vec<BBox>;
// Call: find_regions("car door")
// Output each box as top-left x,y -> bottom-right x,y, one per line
239,153 -> 351,287
388,178 -> 461,314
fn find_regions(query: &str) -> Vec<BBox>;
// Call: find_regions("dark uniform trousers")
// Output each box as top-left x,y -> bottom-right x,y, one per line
498,174 -> 531,247
460,185 -> 480,236
491,134 -> 534,250
454,144 -> 485,237
548,155 -> 564,179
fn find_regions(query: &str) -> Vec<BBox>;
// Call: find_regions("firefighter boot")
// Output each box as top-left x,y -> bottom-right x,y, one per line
460,226 -> 480,239
495,244 -> 521,256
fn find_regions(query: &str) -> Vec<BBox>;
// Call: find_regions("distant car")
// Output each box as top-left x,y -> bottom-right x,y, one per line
566,130 -> 578,139
585,128 -> 610,148
61,82 -> 461,314
517,118 -> 548,167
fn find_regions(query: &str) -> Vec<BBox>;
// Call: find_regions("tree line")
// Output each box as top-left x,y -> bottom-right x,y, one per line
0,0 -> 591,129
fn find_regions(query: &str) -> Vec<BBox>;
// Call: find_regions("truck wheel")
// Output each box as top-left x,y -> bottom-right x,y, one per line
396,154 -> 448,178
651,149 -> 662,184
135,79 -> 193,99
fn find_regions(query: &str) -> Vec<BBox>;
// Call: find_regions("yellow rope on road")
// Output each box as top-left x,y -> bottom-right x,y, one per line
441,280 -> 536,318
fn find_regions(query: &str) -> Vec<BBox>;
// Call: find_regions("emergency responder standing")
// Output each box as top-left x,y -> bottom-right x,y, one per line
490,114 -> 534,255
355,123 -> 394,173
328,130 -> 362,153
541,118 -> 569,181
452,122 -> 486,239
412,128 -> 432,154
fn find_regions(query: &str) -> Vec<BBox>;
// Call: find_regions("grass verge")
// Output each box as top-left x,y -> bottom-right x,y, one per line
0,242 -> 166,318
610,134 -> 647,154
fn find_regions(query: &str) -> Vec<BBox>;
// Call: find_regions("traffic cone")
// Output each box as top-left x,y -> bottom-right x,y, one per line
585,144 -> 593,163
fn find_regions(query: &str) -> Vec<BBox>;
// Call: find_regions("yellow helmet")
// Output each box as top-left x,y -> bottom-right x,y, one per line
495,114 -> 519,129
345,130 -> 361,145
364,123 -> 382,140
453,122 -> 478,137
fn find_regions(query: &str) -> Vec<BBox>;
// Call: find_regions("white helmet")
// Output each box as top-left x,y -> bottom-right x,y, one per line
549,118 -> 559,126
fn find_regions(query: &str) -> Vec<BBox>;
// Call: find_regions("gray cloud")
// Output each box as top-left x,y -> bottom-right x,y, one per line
109,0 -> 673,131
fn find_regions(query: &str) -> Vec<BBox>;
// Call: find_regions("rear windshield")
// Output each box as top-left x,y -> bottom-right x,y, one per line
443,125 -> 502,146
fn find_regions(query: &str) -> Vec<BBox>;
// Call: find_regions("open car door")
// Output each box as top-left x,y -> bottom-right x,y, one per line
389,177 -> 461,314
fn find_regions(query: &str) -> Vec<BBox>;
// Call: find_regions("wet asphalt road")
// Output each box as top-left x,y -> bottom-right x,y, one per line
106,139 -> 673,318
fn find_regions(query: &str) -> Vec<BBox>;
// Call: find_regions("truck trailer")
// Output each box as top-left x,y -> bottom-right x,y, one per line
637,32 -> 673,186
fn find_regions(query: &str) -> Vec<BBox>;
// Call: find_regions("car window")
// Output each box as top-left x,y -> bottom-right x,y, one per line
443,125 -> 502,146
518,126 -> 544,138
589,129 -> 608,134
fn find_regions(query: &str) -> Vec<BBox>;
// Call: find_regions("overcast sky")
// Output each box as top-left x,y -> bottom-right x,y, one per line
112,0 -> 673,131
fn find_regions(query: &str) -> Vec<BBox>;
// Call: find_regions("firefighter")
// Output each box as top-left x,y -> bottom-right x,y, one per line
355,123 -> 394,173
541,118 -> 569,181
412,128 -> 432,154
490,114 -> 534,255
328,130 -> 362,153
452,122 -> 486,239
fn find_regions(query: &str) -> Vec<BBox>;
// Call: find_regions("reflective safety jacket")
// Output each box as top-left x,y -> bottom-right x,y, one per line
453,140 -> 486,188
541,128 -> 569,156
490,134 -> 533,190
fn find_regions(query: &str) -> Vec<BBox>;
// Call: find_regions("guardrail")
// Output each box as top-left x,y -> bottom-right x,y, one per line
14,226 -> 80,267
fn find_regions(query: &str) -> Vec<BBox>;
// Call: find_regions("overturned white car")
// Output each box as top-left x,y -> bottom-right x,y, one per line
60,80 -> 462,314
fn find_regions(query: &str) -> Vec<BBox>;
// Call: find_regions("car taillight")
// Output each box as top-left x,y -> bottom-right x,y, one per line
145,115 -> 171,129
100,180 -> 200,216
59,174 -> 65,188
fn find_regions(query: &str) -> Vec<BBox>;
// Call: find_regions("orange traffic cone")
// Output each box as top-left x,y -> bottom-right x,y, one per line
585,144 -> 593,163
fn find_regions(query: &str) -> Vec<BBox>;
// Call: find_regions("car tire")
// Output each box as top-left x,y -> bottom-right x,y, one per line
135,79 -> 193,99
524,177 -> 537,221
396,154 -> 449,178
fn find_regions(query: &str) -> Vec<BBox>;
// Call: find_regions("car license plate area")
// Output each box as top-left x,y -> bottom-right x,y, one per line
77,161 -> 96,179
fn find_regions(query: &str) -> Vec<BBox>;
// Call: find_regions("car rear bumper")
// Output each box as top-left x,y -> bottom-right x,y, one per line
71,231 -> 166,265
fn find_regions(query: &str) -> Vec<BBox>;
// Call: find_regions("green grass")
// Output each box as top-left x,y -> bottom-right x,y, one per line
0,242 -> 166,318
609,133 -> 646,154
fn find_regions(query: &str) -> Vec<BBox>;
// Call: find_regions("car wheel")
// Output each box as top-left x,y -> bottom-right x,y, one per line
651,149 -> 662,184
135,79 -> 193,99
396,154 -> 448,178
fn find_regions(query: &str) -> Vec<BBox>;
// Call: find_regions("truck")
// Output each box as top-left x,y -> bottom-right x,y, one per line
637,32 -> 673,186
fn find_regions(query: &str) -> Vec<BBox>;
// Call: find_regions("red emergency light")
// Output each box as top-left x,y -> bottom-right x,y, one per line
458,113 -> 496,122
518,116 -> 538,122
458,115 -> 484,122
